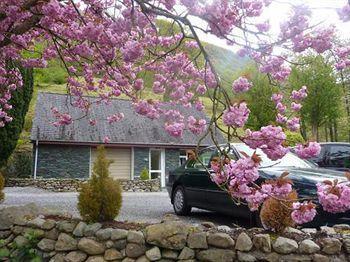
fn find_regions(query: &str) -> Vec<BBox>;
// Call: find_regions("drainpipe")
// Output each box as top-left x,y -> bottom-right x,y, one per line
33,139 -> 38,180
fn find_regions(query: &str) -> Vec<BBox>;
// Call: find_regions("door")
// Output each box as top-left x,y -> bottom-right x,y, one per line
149,149 -> 166,187
91,147 -> 131,179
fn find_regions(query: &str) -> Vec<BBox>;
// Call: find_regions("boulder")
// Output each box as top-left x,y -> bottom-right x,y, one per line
65,251 -> 88,262
235,232 -> 253,251
145,221 -> 190,250
301,228 -> 317,235
321,238 -> 342,255
84,223 -> 102,237
14,235 -> 29,247
272,237 -> 298,254
178,247 -> 195,260
96,228 -> 112,241
73,222 -> 87,237
45,228 -> 59,240
126,243 -> 146,258
27,217 -> 46,228
187,232 -> 208,249
104,248 -> 124,260
299,239 -> 320,254
312,254 -> 330,262
86,256 -> 105,262
207,232 -> 235,248
78,238 -> 105,255
111,228 -> 128,240
57,221 -> 77,233
135,255 -> 150,262
37,238 -> 56,252
127,230 -> 145,244
145,246 -> 162,261
253,234 -> 271,253
55,233 -> 77,251
197,248 -> 236,262
0,203 -> 42,230
162,249 -> 178,259
237,251 -> 256,262
115,239 -> 127,250
343,238 -> 350,253
42,219 -> 56,230
320,226 -> 336,235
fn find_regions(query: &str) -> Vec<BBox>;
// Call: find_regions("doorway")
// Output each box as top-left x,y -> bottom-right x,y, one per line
149,149 -> 165,187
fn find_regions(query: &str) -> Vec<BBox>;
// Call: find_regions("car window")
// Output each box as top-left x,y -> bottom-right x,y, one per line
186,147 -> 238,169
329,146 -> 350,158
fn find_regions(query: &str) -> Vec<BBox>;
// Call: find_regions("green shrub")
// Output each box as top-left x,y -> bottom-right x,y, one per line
140,167 -> 149,180
78,146 -> 122,223
3,150 -> 32,178
285,130 -> 305,147
0,173 -> 4,202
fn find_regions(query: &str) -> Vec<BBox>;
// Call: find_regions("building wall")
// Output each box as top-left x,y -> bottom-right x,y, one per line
36,144 -> 90,179
165,149 -> 180,174
133,147 -> 149,178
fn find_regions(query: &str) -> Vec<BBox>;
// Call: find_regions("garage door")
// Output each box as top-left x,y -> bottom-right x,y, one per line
91,147 -> 131,179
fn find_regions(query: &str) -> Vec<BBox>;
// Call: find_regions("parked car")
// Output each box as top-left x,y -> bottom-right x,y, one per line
308,142 -> 350,172
166,143 -> 349,226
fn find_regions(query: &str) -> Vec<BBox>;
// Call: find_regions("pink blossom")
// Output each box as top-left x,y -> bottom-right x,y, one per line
223,102 -> 250,127
107,113 -> 124,124
276,113 -> 287,124
165,122 -> 185,137
232,77 -> 252,93
276,102 -> 286,114
103,136 -> 110,143
291,86 -> 308,101
286,117 -> 300,131
294,142 -> 321,159
271,93 -> 283,104
337,4 -> 350,22
291,102 -> 302,112
317,181 -> 350,213
187,116 -> 206,135
256,21 -> 270,32
291,202 -> 317,224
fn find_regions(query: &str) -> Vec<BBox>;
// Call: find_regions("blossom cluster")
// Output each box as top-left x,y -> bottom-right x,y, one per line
294,142 -> 321,159
222,102 -> 250,128
291,201 -> 317,224
317,181 -> 350,213
232,77 -> 252,93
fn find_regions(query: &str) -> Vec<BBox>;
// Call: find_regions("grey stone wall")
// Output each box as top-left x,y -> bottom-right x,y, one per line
165,149 -> 180,174
133,147 -> 149,178
36,144 -> 90,179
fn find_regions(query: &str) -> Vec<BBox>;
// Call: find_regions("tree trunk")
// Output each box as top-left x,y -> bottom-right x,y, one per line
300,120 -> 308,141
333,120 -> 338,142
325,125 -> 328,142
311,124 -> 318,141
329,122 -> 334,142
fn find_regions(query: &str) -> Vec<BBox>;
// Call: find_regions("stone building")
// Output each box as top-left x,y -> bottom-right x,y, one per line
30,92 -> 224,187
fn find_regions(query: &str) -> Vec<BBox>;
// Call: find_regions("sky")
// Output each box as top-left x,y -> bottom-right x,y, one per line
192,0 -> 350,50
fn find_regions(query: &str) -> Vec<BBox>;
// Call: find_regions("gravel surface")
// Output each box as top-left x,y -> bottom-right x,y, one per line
1,187 -> 250,227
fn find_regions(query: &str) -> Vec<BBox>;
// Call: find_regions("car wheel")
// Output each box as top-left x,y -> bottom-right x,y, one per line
173,186 -> 191,215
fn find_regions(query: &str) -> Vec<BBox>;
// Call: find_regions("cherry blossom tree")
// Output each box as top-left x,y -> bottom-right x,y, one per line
1,0 -> 350,225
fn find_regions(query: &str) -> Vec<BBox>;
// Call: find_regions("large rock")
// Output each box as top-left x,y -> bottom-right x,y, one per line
321,238 -> 342,255
272,237 -> 298,254
126,243 -> 146,258
178,247 -> 195,260
42,219 -> 56,230
104,248 -> 124,260
253,234 -> 271,253
14,235 -> 29,247
145,221 -> 190,250
187,232 -> 208,249
237,251 -> 256,262
78,238 -> 105,255
96,228 -> 113,241
84,223 -> 102,237
0,203 -> 42,230
45,228 -> 59,240
145,246 -> 162,261
162,249 -> 178,259
55,233 -> 77,251
73,221 -> 87,237
86,256 -> 105,262
299,239 -> 320,254
197,248 -> 236,262
65,251 -> 88,262
37,238 -> 56,252
57,221 -> 77,233
207,232 -> 235,248
27,217 -> 46,228
235,232 -> 253,251
111,228 -> 128,240
343,238 -> 350,253
127,230 -> 145,244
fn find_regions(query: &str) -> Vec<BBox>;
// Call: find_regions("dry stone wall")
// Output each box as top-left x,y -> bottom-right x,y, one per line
5,178 -> 161,192
1,205 -> 350,261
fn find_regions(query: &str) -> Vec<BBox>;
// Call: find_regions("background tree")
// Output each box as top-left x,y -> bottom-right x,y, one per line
288,55 -> 342,141
0,62 -> 33,167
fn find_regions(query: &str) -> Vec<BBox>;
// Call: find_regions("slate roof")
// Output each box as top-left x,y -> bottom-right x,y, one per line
31,92 -> 225,147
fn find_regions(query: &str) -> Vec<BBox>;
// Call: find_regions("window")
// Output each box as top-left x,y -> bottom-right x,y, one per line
179,150 -> 187,166
186,148 -> 216,169
329,146 -> 350,158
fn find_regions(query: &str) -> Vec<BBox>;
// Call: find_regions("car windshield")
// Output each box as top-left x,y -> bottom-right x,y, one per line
234,144 -> 316,169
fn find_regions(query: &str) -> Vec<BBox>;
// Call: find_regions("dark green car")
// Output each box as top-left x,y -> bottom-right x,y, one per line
166,143 -> 349,226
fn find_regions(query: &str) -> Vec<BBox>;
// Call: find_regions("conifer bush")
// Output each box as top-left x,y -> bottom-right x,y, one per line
140,167 -> 149,180
78,146 -> 122,223
259,190 -> 298,233
0,173 -> 5,203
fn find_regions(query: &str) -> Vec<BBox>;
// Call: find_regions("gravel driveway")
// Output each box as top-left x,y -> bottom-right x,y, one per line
1,187 -> 249,227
